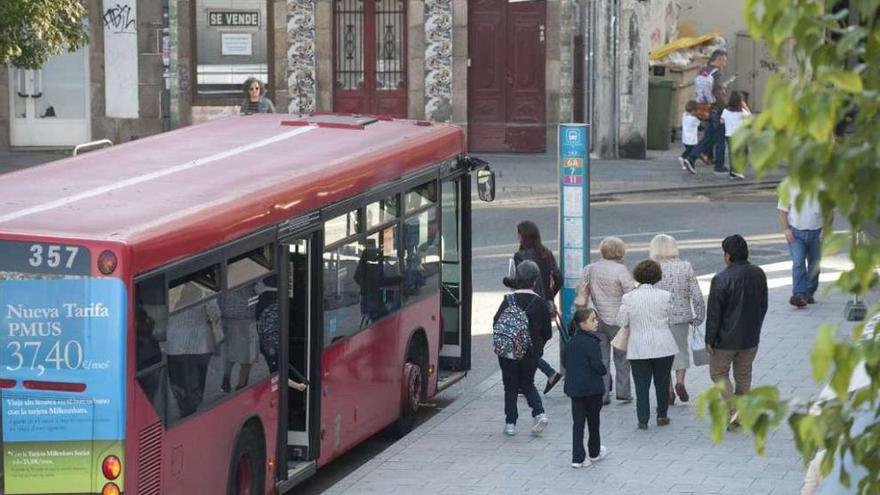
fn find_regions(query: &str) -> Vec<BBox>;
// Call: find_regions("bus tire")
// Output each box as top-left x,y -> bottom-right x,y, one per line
227,423 -> 265,495
389,337 -> 427,438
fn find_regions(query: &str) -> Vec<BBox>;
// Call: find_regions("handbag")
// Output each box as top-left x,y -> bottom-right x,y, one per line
611,325 -> 630,352
690,324 -> 709,367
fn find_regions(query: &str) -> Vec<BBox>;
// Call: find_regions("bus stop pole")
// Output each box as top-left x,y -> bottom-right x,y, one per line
557,124 -> 591,373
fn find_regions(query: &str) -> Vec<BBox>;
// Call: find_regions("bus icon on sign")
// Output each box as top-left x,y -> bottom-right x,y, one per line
566,130 -> 580,143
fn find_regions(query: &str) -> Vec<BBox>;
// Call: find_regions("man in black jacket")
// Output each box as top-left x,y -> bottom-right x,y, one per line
706,235 -> 768,426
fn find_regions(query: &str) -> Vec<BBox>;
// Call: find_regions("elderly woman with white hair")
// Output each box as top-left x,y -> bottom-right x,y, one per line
575,236 -> 635,404
649,234 -> 705,404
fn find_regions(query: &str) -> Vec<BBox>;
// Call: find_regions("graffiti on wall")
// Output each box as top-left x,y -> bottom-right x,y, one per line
424,0 -> 453,122
287,0 -> 316,113
103,3 -> 137,34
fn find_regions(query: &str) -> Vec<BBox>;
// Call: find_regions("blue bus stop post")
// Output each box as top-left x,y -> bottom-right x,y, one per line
557,124 -> 590,372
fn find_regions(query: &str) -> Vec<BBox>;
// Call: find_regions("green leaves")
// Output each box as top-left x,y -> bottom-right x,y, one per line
709,1 -> 880,492
813,324 -> 836,383
0,0 -> 89,69
826,70 -> 864,93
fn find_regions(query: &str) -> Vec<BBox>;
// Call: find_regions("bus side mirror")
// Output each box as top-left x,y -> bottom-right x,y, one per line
477,169 -> 495,202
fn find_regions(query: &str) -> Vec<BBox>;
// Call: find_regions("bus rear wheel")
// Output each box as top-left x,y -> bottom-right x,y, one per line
390,340 -> 426,438
228,425 -> 265,495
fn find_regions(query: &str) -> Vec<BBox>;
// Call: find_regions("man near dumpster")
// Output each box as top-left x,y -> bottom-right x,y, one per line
706,235 -> 768,430
777,185 -> 824,308
685,49 -> 729,175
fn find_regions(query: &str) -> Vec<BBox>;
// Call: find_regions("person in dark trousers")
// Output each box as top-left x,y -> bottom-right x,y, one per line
496,260 -> 553,436
685,49 -> 729,174
564,308 -> 608,468
617,259 -> 680,430
509,221 -> 564,394
705,234 -> 768,430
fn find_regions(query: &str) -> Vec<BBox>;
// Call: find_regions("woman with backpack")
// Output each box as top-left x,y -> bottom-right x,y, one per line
494,260 -> 553,437
509,221 -> 564,394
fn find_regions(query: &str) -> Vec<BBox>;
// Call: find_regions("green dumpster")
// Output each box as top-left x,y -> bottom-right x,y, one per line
647,79 -> 675,150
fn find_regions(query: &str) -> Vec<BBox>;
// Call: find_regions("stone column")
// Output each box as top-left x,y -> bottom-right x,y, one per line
617,0 -> 648,158
592,0 -> 617,158
286,0 -> 317,113
424,0 -> 453,122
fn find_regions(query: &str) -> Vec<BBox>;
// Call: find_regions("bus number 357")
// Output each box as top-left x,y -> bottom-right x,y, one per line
4,340 -> 85,376
28,244 -> 80,269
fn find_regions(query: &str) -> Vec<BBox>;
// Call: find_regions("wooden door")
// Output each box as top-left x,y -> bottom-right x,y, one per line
468,0 -> 546,152
333,0 -> 407,117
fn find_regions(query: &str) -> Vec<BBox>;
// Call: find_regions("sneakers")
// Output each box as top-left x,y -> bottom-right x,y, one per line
503,423 -> 516,436
806,294 -> 816,304
589,446 -> 608,462
684,158 -> 696,174
571,460 -> 591,469
531,413 -> 549,436
678,156 -> 687,170
790,294 -> 808,308
544,373 -> 562,394
729,172 -> 745,180
657,417 -> 671,426
713,170 -> 729,176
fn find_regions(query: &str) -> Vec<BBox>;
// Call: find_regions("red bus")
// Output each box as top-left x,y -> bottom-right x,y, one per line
0,114 -> 494,495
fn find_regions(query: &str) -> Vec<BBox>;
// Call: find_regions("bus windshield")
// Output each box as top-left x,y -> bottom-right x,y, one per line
1,259 -> 128,494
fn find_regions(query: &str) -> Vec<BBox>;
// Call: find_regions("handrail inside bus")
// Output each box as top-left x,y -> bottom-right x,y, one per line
72,139 -> 114,156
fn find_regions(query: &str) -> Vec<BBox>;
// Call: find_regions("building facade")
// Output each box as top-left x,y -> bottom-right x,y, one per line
2,0 -> 589,154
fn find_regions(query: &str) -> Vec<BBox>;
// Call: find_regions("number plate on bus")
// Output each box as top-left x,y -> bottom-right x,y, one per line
0,240 -> 91,276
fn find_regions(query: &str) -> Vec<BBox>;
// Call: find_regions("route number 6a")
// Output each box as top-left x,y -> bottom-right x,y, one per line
29,244 -> 80,269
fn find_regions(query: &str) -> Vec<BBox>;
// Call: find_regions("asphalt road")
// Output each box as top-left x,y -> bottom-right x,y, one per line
293,187 -> 846,494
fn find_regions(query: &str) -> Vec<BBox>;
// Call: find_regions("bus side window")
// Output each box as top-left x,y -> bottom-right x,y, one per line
323,239 -> 365,347
165,265 -> 222,422
135,276 -> 168,422
403,206 -> 440,304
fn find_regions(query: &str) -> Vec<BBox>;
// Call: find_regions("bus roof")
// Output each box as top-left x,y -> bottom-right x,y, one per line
0,115 -> 464,274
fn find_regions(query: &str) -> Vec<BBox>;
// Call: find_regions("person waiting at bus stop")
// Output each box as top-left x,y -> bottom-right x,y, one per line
508,221 -> 564,394
495,260 -> 552,437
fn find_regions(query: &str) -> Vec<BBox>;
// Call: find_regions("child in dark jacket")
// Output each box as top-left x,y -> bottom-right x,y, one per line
564,308 -> 609,468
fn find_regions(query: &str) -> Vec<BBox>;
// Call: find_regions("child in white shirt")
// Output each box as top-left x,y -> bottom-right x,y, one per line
678,101 -> 700,174
720,91 -> 751,179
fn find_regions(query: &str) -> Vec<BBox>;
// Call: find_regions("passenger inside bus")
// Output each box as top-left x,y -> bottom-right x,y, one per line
354,242 -> 402,327
220,283 -> 260,392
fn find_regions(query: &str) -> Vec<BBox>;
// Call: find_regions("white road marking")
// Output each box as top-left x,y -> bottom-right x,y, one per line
0,125 -> 318,225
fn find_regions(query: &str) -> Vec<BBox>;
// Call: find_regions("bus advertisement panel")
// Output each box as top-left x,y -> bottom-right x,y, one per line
1,272 -> 127,494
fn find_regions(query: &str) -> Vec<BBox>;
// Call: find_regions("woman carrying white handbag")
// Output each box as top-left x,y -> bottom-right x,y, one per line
649,234 -> 706,405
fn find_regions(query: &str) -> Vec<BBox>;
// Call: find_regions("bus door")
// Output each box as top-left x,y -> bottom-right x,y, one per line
278,228 -> 321,489
438,173 -> 472,383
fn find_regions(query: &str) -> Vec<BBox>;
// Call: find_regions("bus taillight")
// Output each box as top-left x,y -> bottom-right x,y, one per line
101,482 -> 121,495
0,379 -> 16,389
98,250 -> 118,275
102,455 -> 122,480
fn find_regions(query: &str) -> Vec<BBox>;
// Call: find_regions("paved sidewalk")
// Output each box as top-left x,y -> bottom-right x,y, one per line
486,148 -> 785,198
326,256 -> 872,495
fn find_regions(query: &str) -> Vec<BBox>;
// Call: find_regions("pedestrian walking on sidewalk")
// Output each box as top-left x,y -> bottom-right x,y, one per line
720,91 -> 750,180
564,308 -> 608,468
776,186 -> 824,308
496,260 -> 552,437
685,49 -> 729,173
508,221 -> 564,394
678,101 -> 700,174
650,234 -> 705,406
706,235 -> 768,429
574,237 -> 635,404
616,260 -> 680,430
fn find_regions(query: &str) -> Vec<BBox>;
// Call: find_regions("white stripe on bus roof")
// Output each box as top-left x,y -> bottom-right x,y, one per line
0,125 -> 318,225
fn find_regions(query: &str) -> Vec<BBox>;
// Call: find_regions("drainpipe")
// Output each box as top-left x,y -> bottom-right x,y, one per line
610,0 -> 620,157
161,0 -> 171,131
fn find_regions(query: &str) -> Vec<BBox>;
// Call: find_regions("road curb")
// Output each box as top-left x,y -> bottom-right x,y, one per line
498,178 -> 782,200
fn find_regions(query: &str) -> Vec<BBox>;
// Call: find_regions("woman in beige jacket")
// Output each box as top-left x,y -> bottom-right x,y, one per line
575,237 -> 635,404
